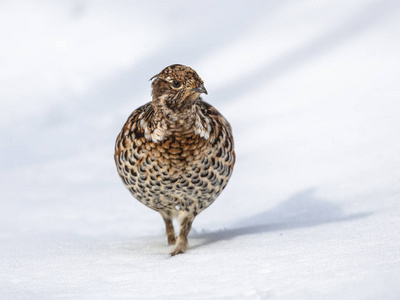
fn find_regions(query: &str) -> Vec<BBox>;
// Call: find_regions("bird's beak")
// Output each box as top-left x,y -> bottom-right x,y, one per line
191,84 -> 208,95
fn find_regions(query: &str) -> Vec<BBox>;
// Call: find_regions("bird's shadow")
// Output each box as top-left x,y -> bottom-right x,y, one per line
190,188 -> 370,248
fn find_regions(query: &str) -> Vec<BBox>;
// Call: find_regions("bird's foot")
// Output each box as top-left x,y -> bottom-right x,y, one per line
170,237 -> 187,256
170,249 -> 185,256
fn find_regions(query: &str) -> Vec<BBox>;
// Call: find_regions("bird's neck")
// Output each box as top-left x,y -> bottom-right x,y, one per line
153,104 -> 197,132
146,100 -> 211,142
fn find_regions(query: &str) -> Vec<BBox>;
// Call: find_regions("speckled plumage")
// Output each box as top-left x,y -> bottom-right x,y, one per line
114,64 -> 235,255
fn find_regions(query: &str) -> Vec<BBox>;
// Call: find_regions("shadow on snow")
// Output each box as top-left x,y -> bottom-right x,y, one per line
190,188 -> 370,248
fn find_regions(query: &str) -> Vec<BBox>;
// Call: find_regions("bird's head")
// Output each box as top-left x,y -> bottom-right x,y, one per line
150,64 -> 207,112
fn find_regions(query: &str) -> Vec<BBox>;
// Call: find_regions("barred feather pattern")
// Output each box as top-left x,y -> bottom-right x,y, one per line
114,100 -> 235,215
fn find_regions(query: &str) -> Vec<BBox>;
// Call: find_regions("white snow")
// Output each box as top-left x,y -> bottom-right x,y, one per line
1,0 -> 400,299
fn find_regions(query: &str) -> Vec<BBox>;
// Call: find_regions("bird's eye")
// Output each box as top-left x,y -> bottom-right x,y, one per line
172,80 -> 181,88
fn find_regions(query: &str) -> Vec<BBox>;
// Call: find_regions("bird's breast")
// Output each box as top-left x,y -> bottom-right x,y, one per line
141,132 -> 209,174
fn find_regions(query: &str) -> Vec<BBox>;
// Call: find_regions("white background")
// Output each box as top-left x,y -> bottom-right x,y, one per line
1,0 -> 400,298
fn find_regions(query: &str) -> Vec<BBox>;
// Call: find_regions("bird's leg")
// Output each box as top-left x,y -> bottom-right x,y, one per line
160,211 -> 176,245
170,213 -> 194,256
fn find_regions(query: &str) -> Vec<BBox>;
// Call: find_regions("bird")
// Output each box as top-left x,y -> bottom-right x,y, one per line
114,64 -> 235,256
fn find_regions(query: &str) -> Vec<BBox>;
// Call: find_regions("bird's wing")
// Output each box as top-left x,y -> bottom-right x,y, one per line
114,102 -> 154,157
197,99 -> 236,181
197,100 -> 234,146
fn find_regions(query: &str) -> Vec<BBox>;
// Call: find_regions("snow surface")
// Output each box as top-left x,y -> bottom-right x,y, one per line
1,0 -> 400,299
